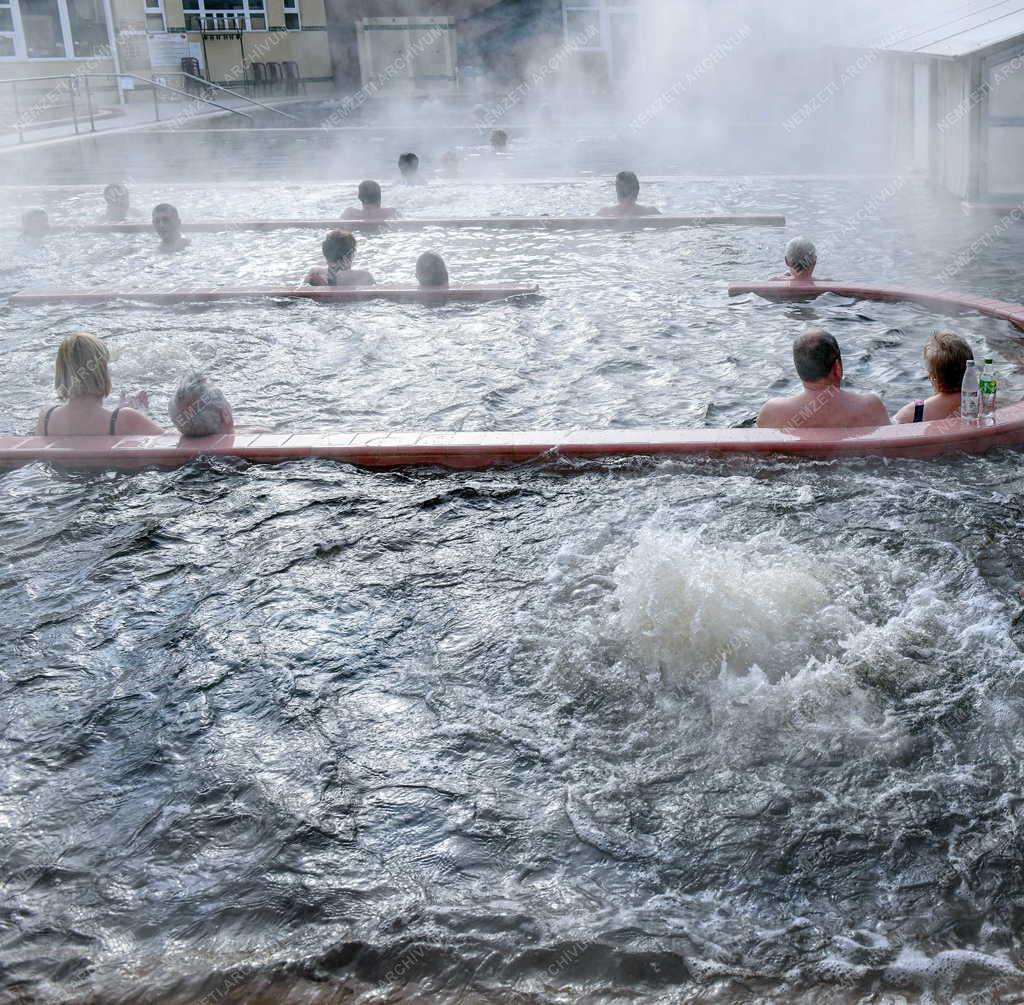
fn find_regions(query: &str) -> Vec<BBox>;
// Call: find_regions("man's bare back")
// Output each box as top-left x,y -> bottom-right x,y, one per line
758,385 -> 889,429
596,202 -> 661,218
758,327 -> 890,430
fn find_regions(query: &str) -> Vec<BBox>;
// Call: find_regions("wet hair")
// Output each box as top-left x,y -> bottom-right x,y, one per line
615,171 -> 640,201
416,251 -> 449,288
785,236 -> 817,274
169,371 -> 233,437
21,207 -> 49,234
358,179 -> 382,207
322,228 -> 356,264
152,203 -> 180,220
54,332 -> 112,400
104,183 -> 128,204
398,152 -> 419,175
490,129 -> 508,150
925,330 -> 973,394
793,328 -> 841,383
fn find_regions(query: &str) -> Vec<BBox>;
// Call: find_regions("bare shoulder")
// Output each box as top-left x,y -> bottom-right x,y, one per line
892,401 -> 915,424
36,403 -> 57,434
117,408 -> 164,435
305,268 -> 325,286
860,391 -> 890,424
756,397 -> 789,428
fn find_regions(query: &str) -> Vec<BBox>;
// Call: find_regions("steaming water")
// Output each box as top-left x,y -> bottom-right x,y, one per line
3,175 -> 1024,1003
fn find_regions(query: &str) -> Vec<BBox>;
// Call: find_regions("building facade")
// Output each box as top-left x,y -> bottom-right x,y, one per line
0,0 -> 332,106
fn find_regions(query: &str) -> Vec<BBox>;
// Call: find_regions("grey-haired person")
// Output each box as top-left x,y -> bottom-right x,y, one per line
169,371 -> 269,437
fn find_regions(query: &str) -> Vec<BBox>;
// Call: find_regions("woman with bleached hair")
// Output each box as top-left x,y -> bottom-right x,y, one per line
36,332 -> 162,437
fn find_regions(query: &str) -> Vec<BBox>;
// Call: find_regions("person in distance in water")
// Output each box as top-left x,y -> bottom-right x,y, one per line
490,128 -> 508,152
398,152 -> 425,185
100,183 -> 139,223
758,328 -> 889,429
416,251 -> 449,288
169,370 -> 269,437
894,331 -> 974,423
342,180 -> 400,221
21,208 -> 50,242
596,171 -> 660,217
305,229 -> 374,286
152,203 -> 191,252
36,332 -> 162,436
775,237 -> 818,282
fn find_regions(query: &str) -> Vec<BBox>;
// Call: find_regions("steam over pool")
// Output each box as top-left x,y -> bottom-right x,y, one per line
2,172 -> 1024,1003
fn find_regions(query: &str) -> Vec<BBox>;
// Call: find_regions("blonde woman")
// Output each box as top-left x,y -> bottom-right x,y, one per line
36,332 -> 163,437
894,331 -> 975,423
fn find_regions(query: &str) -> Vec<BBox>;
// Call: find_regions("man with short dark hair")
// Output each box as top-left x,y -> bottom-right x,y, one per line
342,180 -> 399,221
757,328 -> 889,429
597,171 -> 661,217
152,203 -> 191,252
304,229 -> 374,286
398,152 -> 425,185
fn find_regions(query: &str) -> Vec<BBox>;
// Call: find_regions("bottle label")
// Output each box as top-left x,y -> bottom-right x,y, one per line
980,379 -> 997,395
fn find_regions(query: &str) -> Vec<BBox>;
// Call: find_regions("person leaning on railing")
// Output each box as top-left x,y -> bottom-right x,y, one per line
169,371 -> 269,437
894,331 -> 975,424
36,332 -> 162,437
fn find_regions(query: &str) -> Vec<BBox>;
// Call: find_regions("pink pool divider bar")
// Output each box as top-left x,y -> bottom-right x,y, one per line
3,405 -> 1024,470
9,284 -> 541,306
728,280 -> 1024,332
9,214 -> 786,234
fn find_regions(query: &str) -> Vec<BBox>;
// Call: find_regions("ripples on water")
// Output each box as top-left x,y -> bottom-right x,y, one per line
2,173 -> 1024,1003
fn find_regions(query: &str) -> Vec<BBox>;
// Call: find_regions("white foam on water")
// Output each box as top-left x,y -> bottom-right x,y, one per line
612,527 -> 865,684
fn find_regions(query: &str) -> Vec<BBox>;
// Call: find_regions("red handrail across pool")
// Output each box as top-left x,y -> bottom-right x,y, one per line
728,279 -> 1024,332
2,406 -> 1023,471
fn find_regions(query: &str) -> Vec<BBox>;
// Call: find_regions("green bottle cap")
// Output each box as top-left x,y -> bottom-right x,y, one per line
985,358 -> 994,364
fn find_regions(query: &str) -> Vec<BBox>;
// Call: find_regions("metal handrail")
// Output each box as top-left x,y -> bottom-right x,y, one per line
0,69 -> 254,143
87,72 -> 254,124
173,70 -> 300,121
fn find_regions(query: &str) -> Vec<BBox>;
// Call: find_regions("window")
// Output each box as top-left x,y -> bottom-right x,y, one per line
144,0 -> 165,32
182,0 -> 265,32
19,0 -> 66,56
2,0 -> 110,58
283,0 -> 298,31
66,0 -> 106,55
0,0 -> 16,56
564,5 -> 602,49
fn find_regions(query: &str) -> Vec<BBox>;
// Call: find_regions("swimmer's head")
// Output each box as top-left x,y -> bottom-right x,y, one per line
784,236 -> 817,278
54,332 -> 111,401
357,179 -> 382,208
416,251 -> 449,288
925,330 -> 973,394
793,328 -> 841,385
398,152 -> 419,178
170,370 -> 234,437
104,183 -> 129,210
440,149 -> 459,176
322,228 -> 356,268
615,171 -> 640,202
490,129 -> 508,151
21,207 -> 49,238
152,203 -> 181,241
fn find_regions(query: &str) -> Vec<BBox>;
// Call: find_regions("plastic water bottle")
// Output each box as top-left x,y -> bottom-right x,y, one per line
961,359 -> 979,419
979,358 -> 998,417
